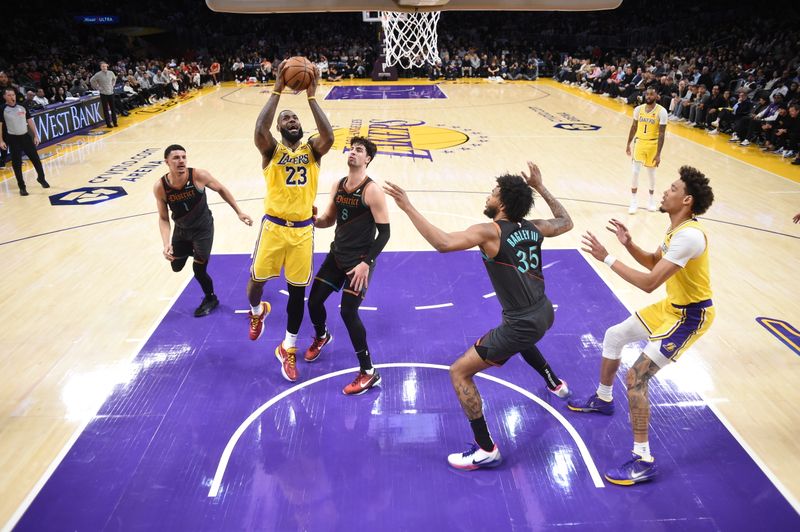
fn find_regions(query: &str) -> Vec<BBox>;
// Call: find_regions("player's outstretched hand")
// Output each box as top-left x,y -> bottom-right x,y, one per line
383,181 -> 412,211
581,230 -> 610,262
307,65 -> 321,98
273,61 -> 286,93
239,212 -> 253,226
606,218 -> 631,246
521,161 -> 543,189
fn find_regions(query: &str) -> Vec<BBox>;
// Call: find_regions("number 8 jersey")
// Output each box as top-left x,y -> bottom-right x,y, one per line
481,219 -> 546,312
263,141 -> 319,221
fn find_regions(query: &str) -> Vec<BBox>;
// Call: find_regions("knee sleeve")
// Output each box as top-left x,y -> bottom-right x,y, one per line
646,167 -> 656,190
631,160 -> 642,188
602,314 -> 649,360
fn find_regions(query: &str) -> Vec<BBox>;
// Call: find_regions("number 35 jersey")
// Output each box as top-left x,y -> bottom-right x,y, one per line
482,219 -> 546,312
263,141 -> 319,221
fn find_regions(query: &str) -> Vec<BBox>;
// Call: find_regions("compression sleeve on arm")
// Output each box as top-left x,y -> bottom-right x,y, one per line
364,223 -> 390,264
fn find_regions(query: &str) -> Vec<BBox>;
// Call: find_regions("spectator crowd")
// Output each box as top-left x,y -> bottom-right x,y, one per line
1,0 -> 798,162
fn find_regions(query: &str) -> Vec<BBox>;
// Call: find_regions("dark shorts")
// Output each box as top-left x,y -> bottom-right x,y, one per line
314,252 -> 374,298
474,297 -> 555,366
172,218 -> 214,262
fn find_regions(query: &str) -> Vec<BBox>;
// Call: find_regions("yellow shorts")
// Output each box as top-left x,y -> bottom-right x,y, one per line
633,139 -> 658,167
636,298 -> 715,365
250,218 -> 314,286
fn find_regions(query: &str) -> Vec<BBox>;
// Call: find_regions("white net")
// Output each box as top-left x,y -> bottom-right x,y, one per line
380,11 -> 441,69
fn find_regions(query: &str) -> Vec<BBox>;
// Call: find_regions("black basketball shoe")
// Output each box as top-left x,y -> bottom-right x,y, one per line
194,294 -> 219,317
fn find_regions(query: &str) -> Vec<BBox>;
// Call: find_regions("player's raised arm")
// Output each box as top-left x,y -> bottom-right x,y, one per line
581,229 -> 679,293
603,218 -> 661,270
254,61 -> 285,165
522,162 -> 573,238
307,66 -> 334,161
384,181 -> 496,253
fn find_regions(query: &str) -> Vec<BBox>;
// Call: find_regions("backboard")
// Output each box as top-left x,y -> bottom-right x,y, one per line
206,0 -> 622,14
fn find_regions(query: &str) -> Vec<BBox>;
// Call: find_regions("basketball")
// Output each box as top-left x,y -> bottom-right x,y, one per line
282,56 -> 315,91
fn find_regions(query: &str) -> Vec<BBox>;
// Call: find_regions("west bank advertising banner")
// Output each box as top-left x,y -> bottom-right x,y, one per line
33,96 -> 104,144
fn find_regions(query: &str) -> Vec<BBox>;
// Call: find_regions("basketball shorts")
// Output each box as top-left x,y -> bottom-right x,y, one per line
474,297 -> 555,366
633,139 -> 658,167
251,217 -> 314,286
172,217 -> 214,262
314,252 -> 374,298
636,298 -> 715,367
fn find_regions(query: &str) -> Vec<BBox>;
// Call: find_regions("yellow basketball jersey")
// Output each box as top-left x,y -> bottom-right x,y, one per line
663,219 -> 712,305
635,103 -> 665,142
263,142 -> 319,221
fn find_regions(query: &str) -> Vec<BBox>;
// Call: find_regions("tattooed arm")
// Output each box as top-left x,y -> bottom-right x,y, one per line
522,161 -> 574,237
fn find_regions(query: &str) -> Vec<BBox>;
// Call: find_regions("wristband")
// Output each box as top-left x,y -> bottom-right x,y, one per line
603,255 -> 617,267
307,96 -> 316,101
271,90 -> 281,95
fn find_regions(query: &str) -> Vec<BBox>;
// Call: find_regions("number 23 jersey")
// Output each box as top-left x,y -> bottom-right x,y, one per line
263,141 -> 319,221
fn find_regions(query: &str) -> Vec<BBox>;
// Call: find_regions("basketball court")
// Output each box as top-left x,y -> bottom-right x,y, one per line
1,1 -> 800,530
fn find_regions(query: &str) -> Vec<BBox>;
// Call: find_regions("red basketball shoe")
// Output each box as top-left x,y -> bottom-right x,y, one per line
304,332 -> 333,362
275,343 -> 298,382
248,302 -> 271,341
342,370 -> 381,395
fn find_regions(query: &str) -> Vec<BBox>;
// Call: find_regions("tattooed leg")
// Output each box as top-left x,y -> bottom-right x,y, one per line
625,354 -> 662,442
449,347 -> 492,420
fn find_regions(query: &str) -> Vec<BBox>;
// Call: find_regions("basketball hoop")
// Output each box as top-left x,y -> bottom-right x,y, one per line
380,10 -> 441,69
